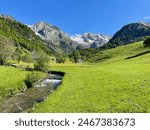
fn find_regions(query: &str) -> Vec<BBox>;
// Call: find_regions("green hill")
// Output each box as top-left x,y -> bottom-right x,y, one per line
0,17 -> 50,54
88,41 -> 150,63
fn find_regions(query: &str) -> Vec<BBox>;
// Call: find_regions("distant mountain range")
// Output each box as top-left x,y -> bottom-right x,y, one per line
1,14 -> 150,56
30,21 -> 150,54
30,22 -> 111,53
70,33 -> 111,48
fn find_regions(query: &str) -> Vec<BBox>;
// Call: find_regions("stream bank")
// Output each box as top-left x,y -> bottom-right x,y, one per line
0,71 -> 65,113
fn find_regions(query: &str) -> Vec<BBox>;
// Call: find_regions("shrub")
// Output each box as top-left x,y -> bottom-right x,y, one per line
0,55 -> 6,65
143,38 -> 150,47
24,72 -> 42,88
23,53 -> 33,63
34,52 -> 50,72
70,51 -> 81,63
56,57 -> 66,63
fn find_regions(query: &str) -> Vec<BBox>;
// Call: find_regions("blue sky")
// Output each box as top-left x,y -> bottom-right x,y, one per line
0,0 -> 150,35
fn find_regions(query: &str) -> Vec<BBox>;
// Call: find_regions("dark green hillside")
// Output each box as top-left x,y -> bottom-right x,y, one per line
107,22 -> 150,48
0,17 -> 50,53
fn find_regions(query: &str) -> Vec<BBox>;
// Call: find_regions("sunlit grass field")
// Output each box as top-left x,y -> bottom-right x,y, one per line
0,66 -> 45,99
33,41 -> 150,112
0,66 -> 27,99
0,41 -> 150,112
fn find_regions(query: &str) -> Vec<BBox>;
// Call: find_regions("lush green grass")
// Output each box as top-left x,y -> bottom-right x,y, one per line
33,41 -> 150,113
0,41 -> 150,112
0,66 -> 45,99
88,41 -> 149,63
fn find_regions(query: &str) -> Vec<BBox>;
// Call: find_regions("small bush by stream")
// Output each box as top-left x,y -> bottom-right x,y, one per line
25,72 -> 46,88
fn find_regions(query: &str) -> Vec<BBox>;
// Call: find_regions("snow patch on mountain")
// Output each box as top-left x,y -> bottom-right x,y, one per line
29,22 -> 111,49
71,33 -> 111,48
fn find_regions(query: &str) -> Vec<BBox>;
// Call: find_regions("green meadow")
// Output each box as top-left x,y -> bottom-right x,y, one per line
33,41 -> 150,112
0,66 -> 27,99
0,66 -> 45,99
0,41 -> 150,112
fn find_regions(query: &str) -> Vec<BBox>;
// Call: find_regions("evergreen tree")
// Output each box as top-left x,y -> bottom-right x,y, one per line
143,37 -> 150,47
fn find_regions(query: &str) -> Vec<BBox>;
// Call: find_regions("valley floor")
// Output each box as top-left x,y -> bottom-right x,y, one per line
0,41 -> 150,113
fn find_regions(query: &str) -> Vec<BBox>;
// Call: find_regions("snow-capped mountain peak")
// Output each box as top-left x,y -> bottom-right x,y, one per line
29,21 -> 75,53
30,22 -> 111,51
71,33 -> 111,48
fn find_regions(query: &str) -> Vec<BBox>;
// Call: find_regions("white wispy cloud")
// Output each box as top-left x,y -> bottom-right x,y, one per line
143,16 -> 150,20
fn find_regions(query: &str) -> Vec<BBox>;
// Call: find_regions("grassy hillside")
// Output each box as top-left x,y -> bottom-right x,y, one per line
0,17 -> 50,53
33,41 -> 150,112
0,16 -> 54,67
88,41 -> 150,63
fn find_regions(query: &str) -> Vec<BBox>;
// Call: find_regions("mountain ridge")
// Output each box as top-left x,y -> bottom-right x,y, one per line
107,21 -> 150,48
30,21 -> 76,53
30,21 -> 112,52
71,33 -> 111,48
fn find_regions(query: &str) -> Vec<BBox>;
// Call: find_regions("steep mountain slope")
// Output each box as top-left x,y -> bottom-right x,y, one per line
0,16 -> 50,54
31,22 -> 112,53
30,22 -> 76,53
107,22 -> 150,48
71,33 -> 111,48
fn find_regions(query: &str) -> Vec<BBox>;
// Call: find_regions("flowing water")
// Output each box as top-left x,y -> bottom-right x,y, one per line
0,71 -> 64,113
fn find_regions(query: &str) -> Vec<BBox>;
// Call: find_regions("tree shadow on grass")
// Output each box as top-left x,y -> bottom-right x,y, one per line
125,50 -> 150,60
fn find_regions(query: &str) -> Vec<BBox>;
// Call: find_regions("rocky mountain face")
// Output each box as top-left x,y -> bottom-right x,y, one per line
71,33 -> 111,48
31,20 -> 150,54
30,22 -> 75,53
107,21 -> 150,48
30,22 -> 111,53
